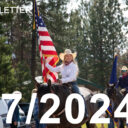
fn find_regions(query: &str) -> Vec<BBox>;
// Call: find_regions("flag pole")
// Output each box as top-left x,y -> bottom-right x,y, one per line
42,55 -> 48,83
31,0 -> 37,84
33,0 -> 35,30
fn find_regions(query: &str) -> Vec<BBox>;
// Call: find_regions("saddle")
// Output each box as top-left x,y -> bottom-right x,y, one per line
53,82 -> 73,94
62,83 -> 73,93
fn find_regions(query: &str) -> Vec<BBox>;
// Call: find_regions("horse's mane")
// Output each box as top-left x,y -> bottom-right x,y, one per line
37,84 -> 71,98
107,86 -> 124,109
37,83 -> 72,119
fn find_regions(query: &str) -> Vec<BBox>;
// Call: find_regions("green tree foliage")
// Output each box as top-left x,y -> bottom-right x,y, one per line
84,0 -> 125,86
0,37 -> 17,94
119,50 -> 128,67
0,0 -> 32,101
0,1 -> 17,94
39,0 -> 69,53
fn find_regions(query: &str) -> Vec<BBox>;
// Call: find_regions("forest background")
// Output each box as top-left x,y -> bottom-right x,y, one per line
0,0 -> 128,102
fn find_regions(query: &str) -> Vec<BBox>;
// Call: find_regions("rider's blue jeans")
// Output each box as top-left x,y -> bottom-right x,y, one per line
71,81 -> 80,94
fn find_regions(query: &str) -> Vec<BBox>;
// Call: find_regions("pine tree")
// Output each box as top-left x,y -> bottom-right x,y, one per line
0,34 -> 17,94
86,0 -> 125,86
39,0 -> 69,53
0,0 -> 33,101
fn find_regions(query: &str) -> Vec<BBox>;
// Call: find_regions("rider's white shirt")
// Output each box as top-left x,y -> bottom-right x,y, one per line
46,62 -> 78,83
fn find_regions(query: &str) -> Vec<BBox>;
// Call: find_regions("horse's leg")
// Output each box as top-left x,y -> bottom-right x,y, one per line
89,124 -> 96,128
86,121 -> 90,128
86,121 -> 96,128
119,119 -> 124,128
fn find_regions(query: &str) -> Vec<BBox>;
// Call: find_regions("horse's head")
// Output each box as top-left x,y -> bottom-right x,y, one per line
35,80 -> 71,119
105,83 -> 125,115
105,83 -> 117,99
34,79 -> 51,97
34,79 -> 52,117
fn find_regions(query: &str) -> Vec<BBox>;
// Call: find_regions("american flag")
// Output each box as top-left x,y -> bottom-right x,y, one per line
34,0 -> 59,83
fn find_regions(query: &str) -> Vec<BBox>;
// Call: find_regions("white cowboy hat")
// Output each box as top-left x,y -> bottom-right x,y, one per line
59,49 -> 77,61
121,66 -> 128,71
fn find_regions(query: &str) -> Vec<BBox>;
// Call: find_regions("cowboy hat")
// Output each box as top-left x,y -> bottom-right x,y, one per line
121,66 -> 128,71
59,49 -> 77,61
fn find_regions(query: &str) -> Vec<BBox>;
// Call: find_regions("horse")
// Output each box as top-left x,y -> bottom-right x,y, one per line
36,80 -> 101,128
105,84 -> 126,128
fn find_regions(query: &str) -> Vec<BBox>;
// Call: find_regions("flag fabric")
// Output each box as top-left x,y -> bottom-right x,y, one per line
109,55 -> 118,84
106,104 -> 113,117
106,104 -> 118,124
34,0 -> 59,83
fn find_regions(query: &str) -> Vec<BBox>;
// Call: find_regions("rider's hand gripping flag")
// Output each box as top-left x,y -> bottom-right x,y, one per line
34,0 -> 59,83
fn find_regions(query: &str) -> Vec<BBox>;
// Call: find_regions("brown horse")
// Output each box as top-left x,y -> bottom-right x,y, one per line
36,80 -> 100,128
105,84 -> 126,128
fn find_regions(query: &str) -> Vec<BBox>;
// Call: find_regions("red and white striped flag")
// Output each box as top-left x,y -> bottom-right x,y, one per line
34,1 -> 59,83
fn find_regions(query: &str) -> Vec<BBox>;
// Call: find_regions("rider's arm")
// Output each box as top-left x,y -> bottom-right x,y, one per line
61,64 -> 78,83
46,63 -> 62,72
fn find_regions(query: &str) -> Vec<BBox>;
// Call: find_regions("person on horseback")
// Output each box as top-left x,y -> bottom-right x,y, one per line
46,49 -> 80,94
116,66 -> 128,128
116,66 -> 128,94
46,49 -> 88,118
